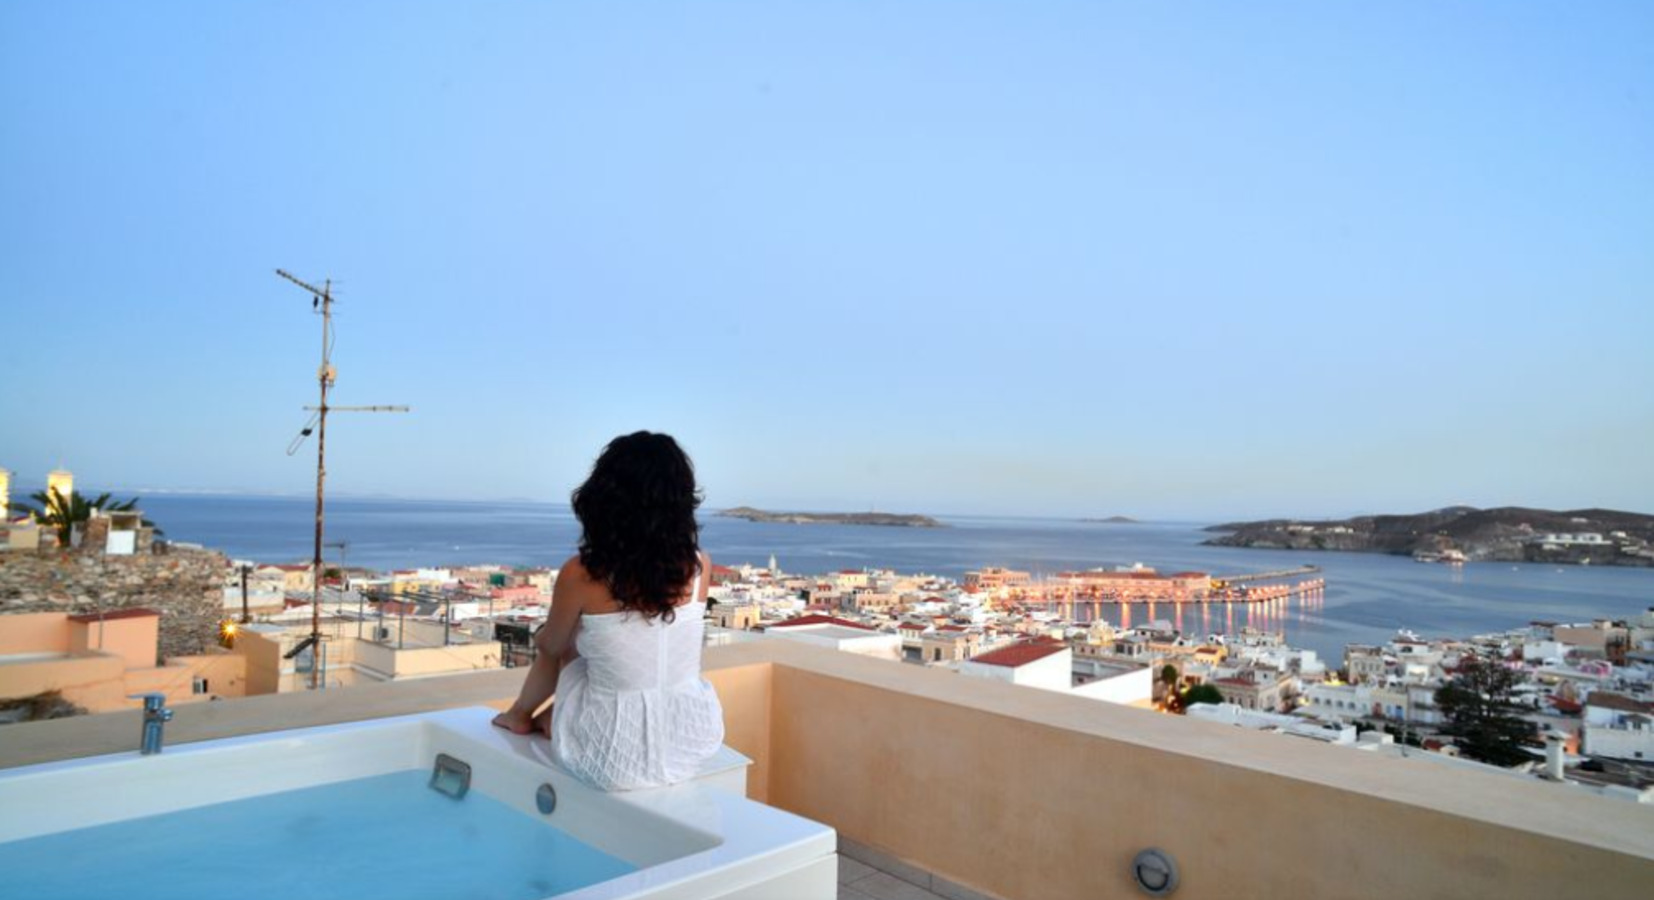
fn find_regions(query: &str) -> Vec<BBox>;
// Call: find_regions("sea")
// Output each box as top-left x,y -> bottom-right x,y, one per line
140,494 -> 1654,662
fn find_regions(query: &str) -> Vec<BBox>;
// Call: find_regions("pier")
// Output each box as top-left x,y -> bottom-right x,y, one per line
1210,565 -> 1322,586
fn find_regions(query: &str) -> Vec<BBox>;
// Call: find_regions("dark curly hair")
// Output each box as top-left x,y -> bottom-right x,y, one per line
572,432 -> 703,622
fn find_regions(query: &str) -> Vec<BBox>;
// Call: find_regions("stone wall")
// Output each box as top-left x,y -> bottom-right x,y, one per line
0,547 -> 229,660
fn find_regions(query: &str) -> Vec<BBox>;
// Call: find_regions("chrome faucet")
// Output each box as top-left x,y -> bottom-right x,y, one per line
131,693 -> 173,755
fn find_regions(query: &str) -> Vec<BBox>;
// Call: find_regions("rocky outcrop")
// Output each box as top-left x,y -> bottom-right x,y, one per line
0,547 -> 230,658
1204,507 -> 1654,567
718,507 -> 944,528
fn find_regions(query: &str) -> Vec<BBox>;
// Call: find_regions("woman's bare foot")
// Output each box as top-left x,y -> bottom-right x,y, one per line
491,710 -> 536,735
492,707 -> 553,737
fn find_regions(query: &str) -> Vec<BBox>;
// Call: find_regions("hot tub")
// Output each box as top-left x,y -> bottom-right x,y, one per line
0,707 -> 837,899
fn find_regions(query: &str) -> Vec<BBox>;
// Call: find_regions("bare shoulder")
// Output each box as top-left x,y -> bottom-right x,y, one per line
558,554 -> 592,583
554,555 -> 607,610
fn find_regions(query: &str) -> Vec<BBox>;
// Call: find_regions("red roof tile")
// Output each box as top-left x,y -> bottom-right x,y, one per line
970,639 -> 1067,668
1587,692 -> 1654,714
770,614 -> 875,632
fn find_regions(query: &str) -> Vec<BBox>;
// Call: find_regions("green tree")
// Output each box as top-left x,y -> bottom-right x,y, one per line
1159,664 -> 1182,712
12,488 -> 161,545
1435,655 -> 1532,766
1181,684 -> 1224,709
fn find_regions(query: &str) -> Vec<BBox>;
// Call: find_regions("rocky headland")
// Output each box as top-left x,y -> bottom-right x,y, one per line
1204,506 -> 1654,567
718,507 -> 944,528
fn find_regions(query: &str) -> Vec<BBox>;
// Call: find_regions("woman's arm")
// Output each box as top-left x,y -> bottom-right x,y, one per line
493,558 -> 586,733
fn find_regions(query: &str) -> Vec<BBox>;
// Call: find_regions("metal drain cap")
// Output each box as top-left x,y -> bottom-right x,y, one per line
536,783 -> 557,815
1131,848 -> 1179,896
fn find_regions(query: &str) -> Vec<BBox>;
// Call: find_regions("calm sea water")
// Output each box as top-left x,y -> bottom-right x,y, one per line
142,495 -> 1654,661
0,770 -> 635,900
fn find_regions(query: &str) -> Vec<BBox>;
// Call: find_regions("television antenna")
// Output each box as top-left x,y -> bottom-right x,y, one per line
277,269 -> 409,689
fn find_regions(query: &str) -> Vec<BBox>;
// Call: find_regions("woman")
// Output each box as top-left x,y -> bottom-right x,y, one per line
492,432 -> 724,790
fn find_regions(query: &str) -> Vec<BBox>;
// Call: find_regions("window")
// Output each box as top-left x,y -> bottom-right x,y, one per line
192,677 -> 210,695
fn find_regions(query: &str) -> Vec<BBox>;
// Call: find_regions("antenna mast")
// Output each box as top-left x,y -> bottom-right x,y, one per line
276,269 -> 409,689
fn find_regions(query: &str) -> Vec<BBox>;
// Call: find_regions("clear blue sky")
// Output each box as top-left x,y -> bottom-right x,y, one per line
3,1 -> 1651,520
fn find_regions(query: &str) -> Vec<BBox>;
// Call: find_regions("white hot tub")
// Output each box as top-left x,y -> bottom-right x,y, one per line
0,707 -> 837,900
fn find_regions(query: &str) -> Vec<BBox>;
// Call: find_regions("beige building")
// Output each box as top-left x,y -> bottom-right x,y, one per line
259,564 -> 314,595
711,602 -> 761,631
234,619 -> 503,694
1345,645 -> 1387,685
845,591 -> 899,614
0,610 -> 247,713
1212,667 -> 1294,712
920,627 -> 982,664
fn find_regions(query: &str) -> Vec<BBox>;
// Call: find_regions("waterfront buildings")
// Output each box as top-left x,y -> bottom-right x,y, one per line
961,566 -> 1030,593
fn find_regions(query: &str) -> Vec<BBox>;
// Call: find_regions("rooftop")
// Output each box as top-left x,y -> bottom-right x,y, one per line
968,639 -> 1066,668
3,640 -> 1650,899
769,615 -> 876,632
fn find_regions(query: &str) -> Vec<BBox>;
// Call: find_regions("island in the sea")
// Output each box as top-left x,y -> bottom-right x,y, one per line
1081,516 -> 1139,524
1204,506 -> 1654,567
718,507 -> 944,528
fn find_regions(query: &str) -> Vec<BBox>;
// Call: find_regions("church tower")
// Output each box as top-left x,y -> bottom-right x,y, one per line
46,468 -> 74,503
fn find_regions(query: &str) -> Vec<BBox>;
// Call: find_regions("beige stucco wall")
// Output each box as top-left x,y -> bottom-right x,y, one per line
0,653 -> 126,710
761,645 -> 1654,900
67,616 -> 159,670
0,613 -> 70,656
234,630 -> 291,696
123,653 -> 248,705
703,661 -> 773,803
349,639 -> 502,680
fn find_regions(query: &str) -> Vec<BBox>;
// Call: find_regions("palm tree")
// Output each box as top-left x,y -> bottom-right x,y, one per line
12,488 -> 161,545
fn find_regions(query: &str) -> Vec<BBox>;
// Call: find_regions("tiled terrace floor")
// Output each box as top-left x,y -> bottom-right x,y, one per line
838,837 -> 997,900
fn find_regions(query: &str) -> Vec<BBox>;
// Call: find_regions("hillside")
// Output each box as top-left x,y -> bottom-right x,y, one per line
1204,507 -> 1654,567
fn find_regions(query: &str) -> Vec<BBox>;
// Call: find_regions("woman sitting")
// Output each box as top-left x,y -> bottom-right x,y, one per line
492,431 -> 724,790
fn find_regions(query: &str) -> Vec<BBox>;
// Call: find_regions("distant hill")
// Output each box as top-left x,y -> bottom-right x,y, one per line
1205,507 -> 1654,567
718,507 -> 944,528
1081,516 -> 1140,524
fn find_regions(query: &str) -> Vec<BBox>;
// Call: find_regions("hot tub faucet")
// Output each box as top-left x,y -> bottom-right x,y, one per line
130,693 -> 173,755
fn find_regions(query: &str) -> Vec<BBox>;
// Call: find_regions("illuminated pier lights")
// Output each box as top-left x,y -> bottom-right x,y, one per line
1244,578 -> 1326,631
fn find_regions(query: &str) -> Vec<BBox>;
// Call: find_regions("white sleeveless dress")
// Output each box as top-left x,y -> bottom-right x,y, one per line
549,575 -> 725,790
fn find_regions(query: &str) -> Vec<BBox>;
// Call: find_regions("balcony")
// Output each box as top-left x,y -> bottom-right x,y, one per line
3,639 -> 1651,899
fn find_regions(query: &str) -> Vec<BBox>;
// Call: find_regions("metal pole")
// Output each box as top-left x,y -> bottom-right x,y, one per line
240,564 -> 251,624
309,277 -> 330,691
399,603 -> 406,649
444,596 -> 452,647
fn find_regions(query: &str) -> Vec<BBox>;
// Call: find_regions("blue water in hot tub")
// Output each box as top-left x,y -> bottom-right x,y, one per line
0,770 -> 636,899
